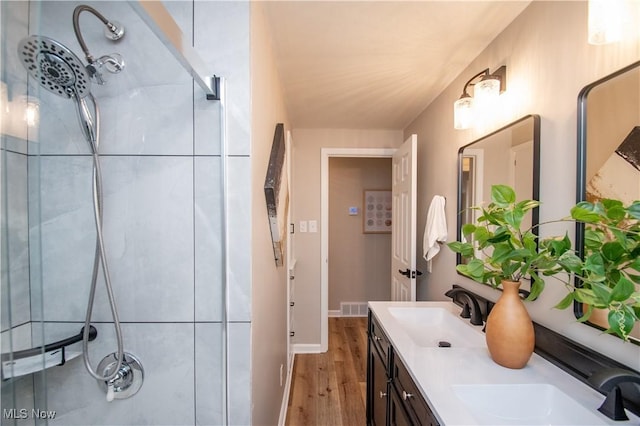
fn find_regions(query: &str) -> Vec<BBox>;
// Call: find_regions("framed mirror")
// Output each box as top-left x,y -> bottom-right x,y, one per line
576,61 -> 640,343
455,115 -> 541,275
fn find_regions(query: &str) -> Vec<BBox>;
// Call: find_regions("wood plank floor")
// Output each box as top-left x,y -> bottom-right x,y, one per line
285,317 -> 368,426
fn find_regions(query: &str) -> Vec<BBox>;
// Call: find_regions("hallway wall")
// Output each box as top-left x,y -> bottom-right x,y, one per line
250,2 -> 291,425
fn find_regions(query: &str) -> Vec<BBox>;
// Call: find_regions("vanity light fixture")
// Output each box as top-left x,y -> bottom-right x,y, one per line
453,66 -> 506,130
588,0 -> 625,45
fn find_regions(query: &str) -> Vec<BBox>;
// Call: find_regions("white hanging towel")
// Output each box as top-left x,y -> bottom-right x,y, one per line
423,195 -> 447,272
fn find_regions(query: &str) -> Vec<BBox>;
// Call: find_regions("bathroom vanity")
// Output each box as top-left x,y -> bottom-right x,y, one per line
366,301 -> 640,425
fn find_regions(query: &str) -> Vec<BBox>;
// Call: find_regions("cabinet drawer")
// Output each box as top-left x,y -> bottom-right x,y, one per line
369,312 -> 391,366
392,355 -> 439,426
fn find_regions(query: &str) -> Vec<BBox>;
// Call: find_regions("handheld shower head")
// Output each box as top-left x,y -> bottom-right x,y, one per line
18,35 -> 90,99
18,35 -> 98,144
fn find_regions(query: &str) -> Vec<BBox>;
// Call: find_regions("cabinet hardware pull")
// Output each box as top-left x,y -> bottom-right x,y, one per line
402,391 -> 413,400
373,335 -> 381,342
379,390 -> 387,399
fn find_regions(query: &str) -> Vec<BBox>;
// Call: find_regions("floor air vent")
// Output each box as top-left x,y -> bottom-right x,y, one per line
340,302 -> 368,317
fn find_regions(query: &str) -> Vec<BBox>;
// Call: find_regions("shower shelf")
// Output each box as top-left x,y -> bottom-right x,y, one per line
1,326 -> 97,380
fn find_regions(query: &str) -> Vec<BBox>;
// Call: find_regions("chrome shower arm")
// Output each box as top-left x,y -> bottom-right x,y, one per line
73,4 -> 124,64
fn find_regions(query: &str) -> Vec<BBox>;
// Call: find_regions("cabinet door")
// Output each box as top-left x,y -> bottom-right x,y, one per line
389,387 -> 413,426
392,355 -> 440,426
367,342 -> 389,426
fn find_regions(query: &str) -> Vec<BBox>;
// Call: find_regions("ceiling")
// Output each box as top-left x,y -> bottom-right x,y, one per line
261,1 -> 531,130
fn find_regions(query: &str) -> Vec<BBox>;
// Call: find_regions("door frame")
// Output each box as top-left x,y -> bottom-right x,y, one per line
320,148 -> 396,351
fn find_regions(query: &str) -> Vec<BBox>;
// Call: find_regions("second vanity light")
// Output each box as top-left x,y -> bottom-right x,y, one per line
453,66 -> 507,130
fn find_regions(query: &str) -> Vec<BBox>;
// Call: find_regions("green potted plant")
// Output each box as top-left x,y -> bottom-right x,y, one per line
448,184 -> 564,369
552,199 -> 640,342
448,185 -> 640,368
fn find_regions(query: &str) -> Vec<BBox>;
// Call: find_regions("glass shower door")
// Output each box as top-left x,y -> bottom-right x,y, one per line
1,1 -> 229,424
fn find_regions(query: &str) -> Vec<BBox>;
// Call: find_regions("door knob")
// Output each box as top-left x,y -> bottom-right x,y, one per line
398,268 -> 411,277
379,390 -> 387,399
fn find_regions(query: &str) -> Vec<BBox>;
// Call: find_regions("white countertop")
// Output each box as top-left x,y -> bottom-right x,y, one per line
369,301 -> 640,426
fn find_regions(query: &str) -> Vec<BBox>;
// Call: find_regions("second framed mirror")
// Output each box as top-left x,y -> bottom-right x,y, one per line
455,115 -> 541,274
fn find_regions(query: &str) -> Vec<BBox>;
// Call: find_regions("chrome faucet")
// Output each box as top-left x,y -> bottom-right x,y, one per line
444,288 -> 483,326
588,367 -> 640,420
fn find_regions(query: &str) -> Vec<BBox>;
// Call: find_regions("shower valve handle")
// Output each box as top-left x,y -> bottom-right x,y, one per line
106,383 -> 115,402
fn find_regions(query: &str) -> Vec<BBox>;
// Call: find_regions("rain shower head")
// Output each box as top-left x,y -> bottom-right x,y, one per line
18,35 -> 90,99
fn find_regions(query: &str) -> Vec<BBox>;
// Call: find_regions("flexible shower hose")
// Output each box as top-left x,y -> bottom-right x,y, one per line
76,93 -> 125,382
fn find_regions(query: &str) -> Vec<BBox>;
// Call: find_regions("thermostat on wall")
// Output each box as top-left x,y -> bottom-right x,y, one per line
348,206 -> 359,216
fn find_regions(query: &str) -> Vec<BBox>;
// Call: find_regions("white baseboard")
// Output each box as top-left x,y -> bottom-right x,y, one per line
328,309 -> 341,317
293,343 -> 323,354
278,353 -> 296,426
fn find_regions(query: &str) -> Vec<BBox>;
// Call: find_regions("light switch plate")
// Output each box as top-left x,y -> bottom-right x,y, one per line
299,221 -> 308,233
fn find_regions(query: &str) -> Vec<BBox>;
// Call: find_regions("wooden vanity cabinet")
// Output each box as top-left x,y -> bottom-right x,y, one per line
367,312 -> 391,426
367,311 -> 440,426
391,352 -> 440,426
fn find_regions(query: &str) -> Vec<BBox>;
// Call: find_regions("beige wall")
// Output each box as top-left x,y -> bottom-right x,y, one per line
405,1 -> 640,368
329,157 -> 392,312
250,3 -> 291,424
291,129 -> 403,345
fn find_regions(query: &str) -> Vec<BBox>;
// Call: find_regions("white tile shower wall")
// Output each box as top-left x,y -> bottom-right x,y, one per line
40,322 -> 196,425
226,156 -> 252,323
32,1 -> 193,156
194,1 -> 251,157
14,1 -> 252,425
195,323 -> 224,425
194,1 -> 252,423
2,151 -> 30,330
195,157 -> 223,322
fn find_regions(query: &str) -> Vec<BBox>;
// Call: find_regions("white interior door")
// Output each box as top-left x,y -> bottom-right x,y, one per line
391,135 -> 417,301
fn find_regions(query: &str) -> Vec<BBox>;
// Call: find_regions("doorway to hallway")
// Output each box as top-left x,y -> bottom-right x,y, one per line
328,157 -> 393,318
319,148 -> 395,351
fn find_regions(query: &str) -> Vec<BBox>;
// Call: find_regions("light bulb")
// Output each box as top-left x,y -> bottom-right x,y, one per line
454,96 -> 473,130
474,78 -> 500,105
588,0 -> 624,45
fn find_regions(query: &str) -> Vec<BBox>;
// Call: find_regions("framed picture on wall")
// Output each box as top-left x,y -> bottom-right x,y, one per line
264,123 -> 288,266
363,189 -> 392,233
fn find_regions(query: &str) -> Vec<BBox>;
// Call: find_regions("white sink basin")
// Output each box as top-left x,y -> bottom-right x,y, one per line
387,307 -> 486,348
452,383 -> 606,425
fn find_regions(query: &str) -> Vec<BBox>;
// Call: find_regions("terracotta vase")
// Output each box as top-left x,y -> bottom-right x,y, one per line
485,280 -> 535,369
